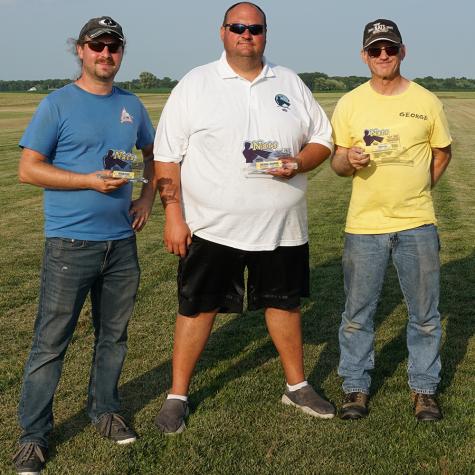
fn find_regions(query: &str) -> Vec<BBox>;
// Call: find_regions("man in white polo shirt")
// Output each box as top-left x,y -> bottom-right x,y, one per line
153,1 -> 334,433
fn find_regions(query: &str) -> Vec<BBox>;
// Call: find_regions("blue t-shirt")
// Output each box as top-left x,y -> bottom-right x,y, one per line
20,83 -> 155,240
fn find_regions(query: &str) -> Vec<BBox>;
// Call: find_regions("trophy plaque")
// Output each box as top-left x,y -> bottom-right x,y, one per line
99,149 -> 149,183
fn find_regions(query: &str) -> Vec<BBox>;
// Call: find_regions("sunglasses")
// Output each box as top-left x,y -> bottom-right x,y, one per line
83,41 -> 123,53
366,44 -> 400,58
224,23 -> 265,35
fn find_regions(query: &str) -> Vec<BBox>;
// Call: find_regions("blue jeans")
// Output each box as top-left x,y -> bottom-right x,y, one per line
338,225 -> 441,395
18,236 -> 140,447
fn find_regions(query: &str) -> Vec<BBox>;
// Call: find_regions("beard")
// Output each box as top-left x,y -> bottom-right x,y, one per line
92,59 -> 118,81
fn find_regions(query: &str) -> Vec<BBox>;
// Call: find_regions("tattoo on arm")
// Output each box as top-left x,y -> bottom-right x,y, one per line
158,178 -> 179,206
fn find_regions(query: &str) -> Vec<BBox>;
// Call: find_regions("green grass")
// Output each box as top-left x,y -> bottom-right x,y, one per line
0,91 -> 474,474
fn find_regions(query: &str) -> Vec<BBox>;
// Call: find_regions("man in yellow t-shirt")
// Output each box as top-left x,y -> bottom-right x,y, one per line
331,19 -> 452,422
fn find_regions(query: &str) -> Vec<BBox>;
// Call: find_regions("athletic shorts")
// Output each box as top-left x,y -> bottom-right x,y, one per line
177,235 -> 310,316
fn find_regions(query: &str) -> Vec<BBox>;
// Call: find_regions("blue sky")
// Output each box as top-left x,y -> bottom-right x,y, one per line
1,0 -> 474,81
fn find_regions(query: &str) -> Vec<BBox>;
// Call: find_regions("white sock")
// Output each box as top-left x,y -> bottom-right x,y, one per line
286,380 -> 309,392
167,393 -> 188,402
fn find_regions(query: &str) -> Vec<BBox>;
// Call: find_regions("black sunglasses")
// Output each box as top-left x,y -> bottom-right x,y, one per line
366,44 -> 400,58
224,23 -> 265,35
83,41 -> 123,53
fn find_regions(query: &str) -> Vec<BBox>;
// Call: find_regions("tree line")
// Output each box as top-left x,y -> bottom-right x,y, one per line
297,72 -> 475,92
0,72 -> 178,92
1,71 -> 474,92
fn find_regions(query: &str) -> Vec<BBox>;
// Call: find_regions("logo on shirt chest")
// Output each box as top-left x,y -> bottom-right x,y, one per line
275,94 -> 291,111
120,108 -> 134,123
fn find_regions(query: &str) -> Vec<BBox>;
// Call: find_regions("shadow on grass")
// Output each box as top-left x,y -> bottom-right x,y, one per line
370,250 -> 475,397
307,250 -> 475,400
51,251 -> 474,451
50,260 -> 338,450
51,309 -> 273,450
304,255 -> 407,398
49,257 -> 344,452
438,250 -> 475,393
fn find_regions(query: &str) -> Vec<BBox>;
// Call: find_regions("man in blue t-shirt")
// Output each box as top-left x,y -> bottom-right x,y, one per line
13,16 -> 156,474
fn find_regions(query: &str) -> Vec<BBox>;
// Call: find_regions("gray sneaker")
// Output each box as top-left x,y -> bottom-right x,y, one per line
12,442 -> 47,474
94,413 -> 137,445
282,385 -> 335,419
154,399 -> 189,434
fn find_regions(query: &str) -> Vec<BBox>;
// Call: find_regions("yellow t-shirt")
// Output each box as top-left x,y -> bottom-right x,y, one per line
331,81 -> 452,234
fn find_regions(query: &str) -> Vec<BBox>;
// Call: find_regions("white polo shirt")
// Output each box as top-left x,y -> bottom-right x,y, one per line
154,52 -> 333,251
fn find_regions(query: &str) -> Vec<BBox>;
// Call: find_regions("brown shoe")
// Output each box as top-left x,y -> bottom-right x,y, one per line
412,392 -> 442,421
340,392 -> 369,420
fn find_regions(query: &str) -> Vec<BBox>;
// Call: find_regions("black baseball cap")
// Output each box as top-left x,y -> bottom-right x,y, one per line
363,19 -> 402,48
79,16 -> 124,42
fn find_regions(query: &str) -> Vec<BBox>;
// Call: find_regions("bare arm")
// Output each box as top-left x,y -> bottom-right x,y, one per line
267,143 -> 332,179
430,145 -> 452,188
330,145 -> 370,177
154,161 -> 191,257
129,144 -> 157,231
18,147 -> 128,192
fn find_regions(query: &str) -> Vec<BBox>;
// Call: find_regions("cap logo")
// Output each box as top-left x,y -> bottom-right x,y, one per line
99,18 -> 117,27
370,22 -> 393,34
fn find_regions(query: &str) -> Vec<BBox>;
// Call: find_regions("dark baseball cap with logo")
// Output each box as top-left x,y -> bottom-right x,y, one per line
79,16 -> 124,42
363,19 -> 402,48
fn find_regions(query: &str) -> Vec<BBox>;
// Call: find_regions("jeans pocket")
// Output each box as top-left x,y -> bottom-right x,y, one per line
46,238 -> 89,258
47,237 -> 88,248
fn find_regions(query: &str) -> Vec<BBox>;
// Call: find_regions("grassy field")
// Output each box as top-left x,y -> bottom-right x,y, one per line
0,91 -> 474,474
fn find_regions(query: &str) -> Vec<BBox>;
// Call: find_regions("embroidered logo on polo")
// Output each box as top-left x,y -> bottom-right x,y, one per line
275,94 -> 290,111
242,140 -> 290,163
120,108 -> 133,124
362,128 -> 413,166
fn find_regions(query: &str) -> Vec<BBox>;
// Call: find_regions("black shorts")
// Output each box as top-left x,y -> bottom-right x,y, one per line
177,235 -> 309,316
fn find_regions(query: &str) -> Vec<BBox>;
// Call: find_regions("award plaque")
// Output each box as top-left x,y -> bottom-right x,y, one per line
246,154 -> 298,176
98,149 -> 149,183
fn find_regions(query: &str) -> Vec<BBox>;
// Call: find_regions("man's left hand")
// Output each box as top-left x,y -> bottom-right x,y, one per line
266,157 -> 300,179
130,197 -> 153,231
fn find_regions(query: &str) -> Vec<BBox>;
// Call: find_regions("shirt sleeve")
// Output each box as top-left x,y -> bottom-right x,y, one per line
153,79 -> 190,163
19,97 -> 60,159
429,102 -> 452,149
330,97 -> 353,149
303,83 -> 334,152
136,100 -> 155,150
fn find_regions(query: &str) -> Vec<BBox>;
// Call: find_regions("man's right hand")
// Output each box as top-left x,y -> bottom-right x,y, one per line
89,170 -> 129,193
155,161 -> 190,256
163,215 -> 192,257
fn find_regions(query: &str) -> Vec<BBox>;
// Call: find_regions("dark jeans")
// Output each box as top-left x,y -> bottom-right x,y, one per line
18,236 -> 140,447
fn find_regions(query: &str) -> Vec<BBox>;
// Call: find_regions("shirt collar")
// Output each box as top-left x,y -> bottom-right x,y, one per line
217,51 -> 276,80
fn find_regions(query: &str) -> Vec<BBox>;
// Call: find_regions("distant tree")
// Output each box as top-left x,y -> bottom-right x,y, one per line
414,76 -> 439,90
139,71 -> 159,89
313,77 -> 346,91
159,76 -> 178,89
298,72 -> 328,91
337,75 -> 369,90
